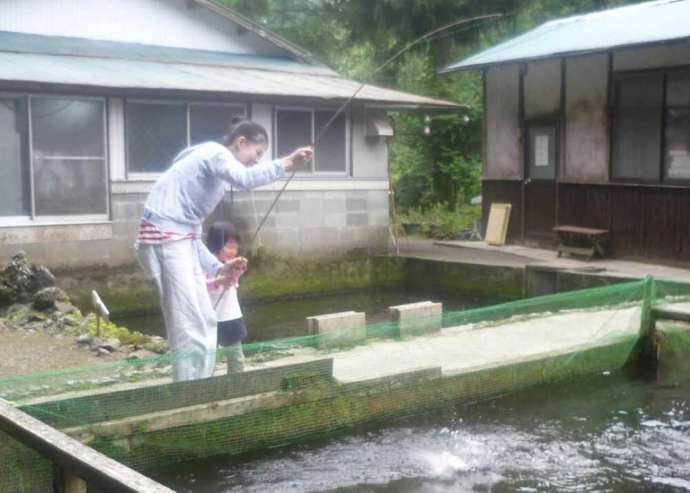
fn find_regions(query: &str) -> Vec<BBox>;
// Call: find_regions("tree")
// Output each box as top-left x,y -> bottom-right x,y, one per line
218,0 -> 647,210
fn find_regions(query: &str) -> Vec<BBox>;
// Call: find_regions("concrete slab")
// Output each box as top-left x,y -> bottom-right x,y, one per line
398,237 -> 690,283
263,304 -> 641,383
307,311 -> 366,348
389,301 -> 442,337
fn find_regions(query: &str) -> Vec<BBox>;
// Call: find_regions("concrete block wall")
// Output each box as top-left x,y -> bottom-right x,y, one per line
0,187 -> 389,269
0,193 -> 147,268
213,189 -> 390,256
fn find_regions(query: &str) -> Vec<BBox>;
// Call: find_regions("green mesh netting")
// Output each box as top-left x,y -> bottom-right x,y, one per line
2,278 -> 690,492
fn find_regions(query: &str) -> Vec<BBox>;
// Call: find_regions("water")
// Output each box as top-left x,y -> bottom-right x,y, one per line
113,288 -> 497,341
153,370 -> 690,492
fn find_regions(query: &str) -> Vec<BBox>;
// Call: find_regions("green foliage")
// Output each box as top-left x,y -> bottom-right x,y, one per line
82,313 -> 151,346
400,203 -> 480,239
218,0 -> 645,210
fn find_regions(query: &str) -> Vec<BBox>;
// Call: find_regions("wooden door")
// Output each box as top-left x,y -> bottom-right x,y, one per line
524,122 -> 558,241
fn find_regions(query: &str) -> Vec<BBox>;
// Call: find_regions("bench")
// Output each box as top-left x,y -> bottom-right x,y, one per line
553,225 -> 609,261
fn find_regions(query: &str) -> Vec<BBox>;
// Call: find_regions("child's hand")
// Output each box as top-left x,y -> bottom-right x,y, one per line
217,257 -> 248,287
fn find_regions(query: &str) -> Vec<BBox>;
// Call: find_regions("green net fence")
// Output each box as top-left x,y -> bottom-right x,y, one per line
2,278 -> 690,492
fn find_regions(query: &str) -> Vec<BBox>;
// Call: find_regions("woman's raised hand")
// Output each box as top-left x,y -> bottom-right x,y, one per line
281,146 -> 314,172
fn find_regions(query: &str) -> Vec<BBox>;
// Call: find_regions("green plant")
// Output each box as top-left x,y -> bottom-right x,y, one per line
399,203 -> 480,239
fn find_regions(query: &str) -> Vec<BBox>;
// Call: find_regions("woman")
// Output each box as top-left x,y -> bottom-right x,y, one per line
136,119 -> 312,381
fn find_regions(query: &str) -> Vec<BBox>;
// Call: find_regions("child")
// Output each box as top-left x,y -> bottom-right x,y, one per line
206,222 -> 248,373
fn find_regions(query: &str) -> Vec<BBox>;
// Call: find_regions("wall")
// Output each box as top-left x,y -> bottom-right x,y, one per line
484,65 -> 521,180
211,188 -> 390,257
524,59 -> 561,119
0,97 -> 392,268
563,53 -> 609,183
351,109 -> 389,179
614,40 -> 690,71
559,183 -> 690,262
0,0 -> 285,56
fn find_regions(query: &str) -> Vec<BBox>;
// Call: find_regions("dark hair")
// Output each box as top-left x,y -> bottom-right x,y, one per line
207,222 -> 241,254
222,117 -> 268,146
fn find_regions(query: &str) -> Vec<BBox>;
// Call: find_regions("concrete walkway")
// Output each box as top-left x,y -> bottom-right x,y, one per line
257,304 -> 643,383
396,237 -> 690,283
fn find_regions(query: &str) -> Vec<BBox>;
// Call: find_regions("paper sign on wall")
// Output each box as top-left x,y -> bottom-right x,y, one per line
535,134 -> 549,167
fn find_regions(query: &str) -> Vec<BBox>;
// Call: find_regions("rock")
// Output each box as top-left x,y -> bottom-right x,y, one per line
96,348 -> 112,357
62,315 -> 81,327
5,304 -> 31,326
143,336 -> 168,354
0,253 -> 34,304
127,349 -> 156,360
33,287 -> 69,312
0,253 -> 58,306
89,337 -> 105,351
23,321 -> 46,332
76,333 -> 91,344
102,338 -> 121,352
28,265 -> 56,293
55,301 -> 78,316
0,285 -> 14,305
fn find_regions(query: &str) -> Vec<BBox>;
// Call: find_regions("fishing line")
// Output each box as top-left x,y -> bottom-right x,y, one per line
215,13 -> 503,309
248,13 -> 503,247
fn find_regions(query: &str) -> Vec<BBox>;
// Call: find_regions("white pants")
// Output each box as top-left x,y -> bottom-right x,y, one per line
137,240 -> 217,382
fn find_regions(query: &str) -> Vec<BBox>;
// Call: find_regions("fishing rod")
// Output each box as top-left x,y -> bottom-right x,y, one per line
215,13 -> 503,308
248,13 -> 503,247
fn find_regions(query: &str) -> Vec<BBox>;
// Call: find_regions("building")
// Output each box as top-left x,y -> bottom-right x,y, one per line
0,0 -> 459,268
442,0 -> 690,262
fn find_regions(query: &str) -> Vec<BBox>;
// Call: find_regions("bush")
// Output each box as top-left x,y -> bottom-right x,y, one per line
399,203 -> 480,239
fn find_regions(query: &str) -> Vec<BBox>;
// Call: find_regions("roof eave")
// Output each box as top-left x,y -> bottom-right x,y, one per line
363,102 -> 467,111
0,77 -> 463,111
440,35 -> 690,74
191,0 -> 322,66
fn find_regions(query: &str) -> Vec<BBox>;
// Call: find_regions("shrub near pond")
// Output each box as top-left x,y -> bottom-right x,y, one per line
399,203 -> 480,239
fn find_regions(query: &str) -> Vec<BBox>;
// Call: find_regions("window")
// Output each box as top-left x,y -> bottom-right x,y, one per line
665,71 -> 690,180
611,69 -> 690,183
125,101 -> 246,175
0,95 -> 108,221
0,97 -> 30,216
611,73 -> 663,180
275,108 -> 348,174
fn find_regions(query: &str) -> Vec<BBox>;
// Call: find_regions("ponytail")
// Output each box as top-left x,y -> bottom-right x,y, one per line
222,117 -> 268,146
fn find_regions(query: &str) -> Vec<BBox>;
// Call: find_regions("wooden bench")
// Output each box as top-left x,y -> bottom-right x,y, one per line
553,225 -> 609,261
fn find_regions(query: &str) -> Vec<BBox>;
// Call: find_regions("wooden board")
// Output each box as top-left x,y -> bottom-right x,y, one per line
485,203 -> 512,246
21,359 -> 334,428
0,399 -> 173,493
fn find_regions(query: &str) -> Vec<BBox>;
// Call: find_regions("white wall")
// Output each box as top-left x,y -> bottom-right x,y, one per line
485,65 -> 521,180
351,109 -> 388,179
0,0 -> 286,56
564,54 -> 609,183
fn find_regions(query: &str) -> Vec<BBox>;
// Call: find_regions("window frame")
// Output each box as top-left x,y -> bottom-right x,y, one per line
124,98 -> 248,180
0,91 -> 110,226
273,106 -> 351,177
610,66 -> 690,186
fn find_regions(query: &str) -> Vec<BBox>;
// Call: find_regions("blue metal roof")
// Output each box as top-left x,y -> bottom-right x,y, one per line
0,31 -> 461,109
442,0 -> 690,72
0,31 -> 335,76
